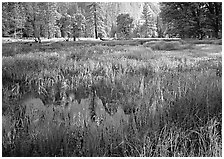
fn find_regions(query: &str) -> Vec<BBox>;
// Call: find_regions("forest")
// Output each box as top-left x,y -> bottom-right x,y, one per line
2,2 -> 222,41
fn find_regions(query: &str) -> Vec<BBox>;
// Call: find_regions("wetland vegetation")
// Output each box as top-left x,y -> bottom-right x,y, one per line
2,39 -> 222,157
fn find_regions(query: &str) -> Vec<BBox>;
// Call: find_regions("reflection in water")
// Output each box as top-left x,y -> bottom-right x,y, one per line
21,94 -> 130,132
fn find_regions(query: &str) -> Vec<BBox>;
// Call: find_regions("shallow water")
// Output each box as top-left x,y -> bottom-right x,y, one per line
20,94 -> 130,132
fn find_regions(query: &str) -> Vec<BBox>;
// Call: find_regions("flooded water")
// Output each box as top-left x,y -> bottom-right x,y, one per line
20,93 -> 130,132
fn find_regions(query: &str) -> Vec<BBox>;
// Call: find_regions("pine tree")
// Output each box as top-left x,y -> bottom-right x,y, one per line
72,13 -> 86,41
86,2 -> 106,39
132,23 -> 141,38
45,2 -> 57,39
2,2 -> 26,38
160,2 -> 222,39
204,2 -> 222,38
23,2 -> 46,42
141,2 -> 155,38
2,3 -> 11,36
33,3 -> 45,42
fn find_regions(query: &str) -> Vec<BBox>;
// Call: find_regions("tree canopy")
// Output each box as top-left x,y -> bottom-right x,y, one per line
160,2 -> 222,39
85,2 -> 106,39
116,13 -> 134,39
2,2 -> 222,40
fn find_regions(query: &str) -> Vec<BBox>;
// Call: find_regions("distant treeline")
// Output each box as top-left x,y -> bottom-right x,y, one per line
2,2 -> 222,40
2,2 -> 158,41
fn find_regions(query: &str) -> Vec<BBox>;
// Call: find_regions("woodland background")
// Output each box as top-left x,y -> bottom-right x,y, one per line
2,2 -> 222,40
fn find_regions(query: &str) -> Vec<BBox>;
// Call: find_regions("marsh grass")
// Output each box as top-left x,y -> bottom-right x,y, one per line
143,41 -> 193,51
185,39 -> 222,45
2,41 -> 222,157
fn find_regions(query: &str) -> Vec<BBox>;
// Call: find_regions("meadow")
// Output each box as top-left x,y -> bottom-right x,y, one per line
2,39 -> 222,157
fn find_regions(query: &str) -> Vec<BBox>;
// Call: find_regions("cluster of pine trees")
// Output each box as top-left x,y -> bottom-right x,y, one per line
2,2 -> 159,41
2,2 -> 104,40
160,2 -> 222,39
2,2 -> 222,40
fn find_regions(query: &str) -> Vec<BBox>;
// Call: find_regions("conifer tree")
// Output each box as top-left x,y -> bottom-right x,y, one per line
86,2 -> 106,39
2,2 -> 26,38
141,2 -> 155,38
160,2 -> 222,39
45,2 -> 57,39
72,12 -> 85,41
60,13 -> 72,39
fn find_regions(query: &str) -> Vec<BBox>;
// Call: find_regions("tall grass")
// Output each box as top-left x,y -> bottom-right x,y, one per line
184,39 -> 222,45
143,41 -> 193,51
2,42 -> 222,157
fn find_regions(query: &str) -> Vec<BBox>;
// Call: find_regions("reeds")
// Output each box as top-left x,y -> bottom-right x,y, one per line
2,42 -> 222,157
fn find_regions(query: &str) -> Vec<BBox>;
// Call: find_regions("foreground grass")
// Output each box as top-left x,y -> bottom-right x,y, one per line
2,40 -> 222,157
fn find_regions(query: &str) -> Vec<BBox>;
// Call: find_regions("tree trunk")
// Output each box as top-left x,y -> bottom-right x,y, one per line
14,28 -> 16,39
38,37 -> 41,43
48,26 -> 50,39
206,2 -> 221,39
214,3 -> 220,38
34,24 -> 41,43
94,4 -> 98,39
